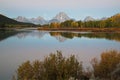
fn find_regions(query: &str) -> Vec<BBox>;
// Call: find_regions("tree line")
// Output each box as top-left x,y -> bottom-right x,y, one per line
14,50 -> 120,80
42,13 -> 120,28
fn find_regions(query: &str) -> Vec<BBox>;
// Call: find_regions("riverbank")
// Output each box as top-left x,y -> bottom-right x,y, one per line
38,27 -> 120,32
1,27 -> 120,32
0,28 -> 38,31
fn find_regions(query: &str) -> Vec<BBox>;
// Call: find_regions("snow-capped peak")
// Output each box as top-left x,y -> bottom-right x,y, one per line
53,12 -> 70,22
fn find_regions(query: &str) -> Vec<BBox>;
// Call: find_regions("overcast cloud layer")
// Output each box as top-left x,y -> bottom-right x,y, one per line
0,0 -> 120,20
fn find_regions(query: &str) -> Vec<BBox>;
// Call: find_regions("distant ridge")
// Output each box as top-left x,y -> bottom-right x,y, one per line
14,16 -> 29,23
14,16 -> 47,25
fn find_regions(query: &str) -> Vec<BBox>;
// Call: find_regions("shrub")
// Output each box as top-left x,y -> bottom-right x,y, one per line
17,51 -> 83,80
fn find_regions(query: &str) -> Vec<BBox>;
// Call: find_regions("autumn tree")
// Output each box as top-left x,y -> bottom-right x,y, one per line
50,22 -> 60,28
99,20 -> 106,28
71,21 -> 79,28
60,20 -> 74,28
91,50 -> 120,79
77,20 -> 83,28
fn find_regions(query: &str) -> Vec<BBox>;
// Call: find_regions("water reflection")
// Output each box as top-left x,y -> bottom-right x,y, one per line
1,30 -> 120,42
0,29 -> 18,41
16,31 -> 48,39
50,32 -> 120,42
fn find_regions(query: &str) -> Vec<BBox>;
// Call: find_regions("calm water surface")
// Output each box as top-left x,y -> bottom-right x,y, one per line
0,30 -> 120,80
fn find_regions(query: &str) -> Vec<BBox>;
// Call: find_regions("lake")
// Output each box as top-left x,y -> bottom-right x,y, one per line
0,30 -> 120,80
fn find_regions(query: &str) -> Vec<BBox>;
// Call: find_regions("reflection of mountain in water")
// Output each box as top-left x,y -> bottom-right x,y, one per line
49,32 -> 67,42
16,31 -> 68,42
0,30 -> 120,42
16,31 -> 48,39
17,32 -> 29,39
53,35 -> 67,42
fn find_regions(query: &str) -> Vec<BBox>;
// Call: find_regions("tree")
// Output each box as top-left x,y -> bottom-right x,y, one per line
77,20 -> 83,28
91,50 -> 120,79
71,21 -> 79,28
99,20 -> 106,28
60,20 -> 74,28
50,22 -> 60,28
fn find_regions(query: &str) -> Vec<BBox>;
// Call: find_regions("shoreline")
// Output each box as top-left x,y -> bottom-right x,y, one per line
1,27 -> 120,33
38,27 -> 120,33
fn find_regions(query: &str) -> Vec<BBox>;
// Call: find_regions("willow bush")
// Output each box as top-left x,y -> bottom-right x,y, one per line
17,51 -> 83,80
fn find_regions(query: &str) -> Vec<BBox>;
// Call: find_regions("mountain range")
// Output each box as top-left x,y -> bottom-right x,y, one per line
14,12 -> 109,25
14,16 -> 47,25
1,12 -> 117,27
14,12 -> 71,25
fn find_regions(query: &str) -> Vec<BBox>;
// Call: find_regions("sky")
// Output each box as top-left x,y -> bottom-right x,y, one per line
0,0 -> 120,20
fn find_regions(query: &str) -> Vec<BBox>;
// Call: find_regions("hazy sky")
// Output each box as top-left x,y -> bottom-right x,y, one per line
0,0 -> 120,20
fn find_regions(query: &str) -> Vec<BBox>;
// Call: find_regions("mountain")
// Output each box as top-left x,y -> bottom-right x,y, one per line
0,14 -> 33,27
14,16 -> 47,25
48,19 -> 60,23
29,16 -> 47,25
84,16 -> 95,22
52,12 -> 70,22
14,16 -> 29,23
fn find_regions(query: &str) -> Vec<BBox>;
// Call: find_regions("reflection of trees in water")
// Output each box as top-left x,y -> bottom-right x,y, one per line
0,30 -> 19,41
81,33 -> 120,42
49,32 -> 67,42
50,32 -> 83,40
50,32 -> 120,42
0,30 -> 120,42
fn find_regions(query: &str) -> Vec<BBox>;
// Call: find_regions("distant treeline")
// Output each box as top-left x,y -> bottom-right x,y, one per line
42,13 -> 120,28
14,50 -> 120,80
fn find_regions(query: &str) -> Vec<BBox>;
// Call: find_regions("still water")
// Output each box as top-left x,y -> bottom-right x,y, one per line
0,30 -> 120,80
